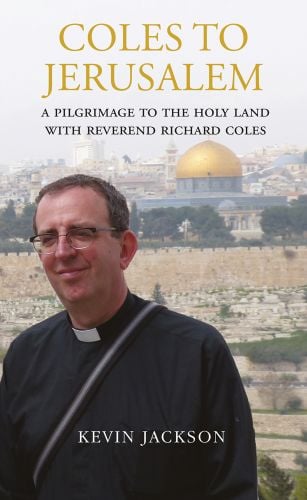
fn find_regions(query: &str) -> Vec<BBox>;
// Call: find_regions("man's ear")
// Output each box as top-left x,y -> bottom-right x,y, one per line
119,230 -> 138,270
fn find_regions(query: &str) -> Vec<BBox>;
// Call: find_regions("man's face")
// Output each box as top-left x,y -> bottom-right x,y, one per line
35,186 -> 132,312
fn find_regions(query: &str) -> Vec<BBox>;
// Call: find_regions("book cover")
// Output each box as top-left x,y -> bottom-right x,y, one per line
1,0 -> 307,494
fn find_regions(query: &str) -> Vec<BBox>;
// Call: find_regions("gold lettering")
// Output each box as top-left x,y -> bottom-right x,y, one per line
110,64 -> 134,91
121,24 -> 140,51
166,23 -> 182,51
59,24 -> 84,51
88,24 -> 116,51
60,64 -> 80,91
230,64 -> 262,90
138,63 -> 155,90
143,24 -> 163,51
193,23 -> 218,51
220,24 -> 248,51
183,64 -> 203,90
207,64 -> 226,90
84,64 -> 106,90
41,64 -> 54,98
157,64 -> 181,90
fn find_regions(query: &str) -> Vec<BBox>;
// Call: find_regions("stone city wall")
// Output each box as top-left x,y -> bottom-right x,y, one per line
0,246 -> 306,299
127,246 -> 307,295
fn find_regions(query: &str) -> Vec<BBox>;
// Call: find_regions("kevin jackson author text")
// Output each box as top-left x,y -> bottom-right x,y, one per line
77,429 -> 226,446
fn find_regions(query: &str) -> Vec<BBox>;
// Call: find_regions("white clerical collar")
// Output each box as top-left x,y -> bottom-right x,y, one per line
72,327 -> 101,342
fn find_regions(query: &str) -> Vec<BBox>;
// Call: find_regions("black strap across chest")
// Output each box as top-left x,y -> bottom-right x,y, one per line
33,301 -> 163,489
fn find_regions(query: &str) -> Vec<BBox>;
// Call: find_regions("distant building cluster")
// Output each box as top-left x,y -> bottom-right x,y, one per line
0,138 -> 306,237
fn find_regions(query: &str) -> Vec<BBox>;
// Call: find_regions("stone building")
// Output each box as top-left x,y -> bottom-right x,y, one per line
176,140 -> 242,194
136,140 -> 289,233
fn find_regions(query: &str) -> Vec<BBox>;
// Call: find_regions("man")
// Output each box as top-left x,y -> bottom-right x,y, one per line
0,174 -> 257,499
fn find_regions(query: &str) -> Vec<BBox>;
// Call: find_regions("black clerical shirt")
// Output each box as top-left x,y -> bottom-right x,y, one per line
0,293 -> 257,499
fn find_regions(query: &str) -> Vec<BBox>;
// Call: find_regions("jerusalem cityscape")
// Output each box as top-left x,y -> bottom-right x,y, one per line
1,136 -> 307,497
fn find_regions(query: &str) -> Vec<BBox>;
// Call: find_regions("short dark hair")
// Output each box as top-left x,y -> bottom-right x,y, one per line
33,174 -> 129,235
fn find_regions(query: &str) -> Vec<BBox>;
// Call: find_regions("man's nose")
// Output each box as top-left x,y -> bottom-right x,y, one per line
54,235 -> 77,258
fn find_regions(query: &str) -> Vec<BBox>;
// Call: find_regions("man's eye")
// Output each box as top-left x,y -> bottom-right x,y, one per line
40,235 -> 57,246
71,229 -> 92,240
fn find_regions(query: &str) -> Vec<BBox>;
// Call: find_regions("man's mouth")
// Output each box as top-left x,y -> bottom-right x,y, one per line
58,268 -> 87,279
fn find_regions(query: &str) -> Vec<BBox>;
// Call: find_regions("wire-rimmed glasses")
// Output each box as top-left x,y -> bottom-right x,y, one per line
29,227 -> 120,254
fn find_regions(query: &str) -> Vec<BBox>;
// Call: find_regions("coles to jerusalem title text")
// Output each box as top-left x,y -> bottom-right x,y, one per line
42,22 -> 263,98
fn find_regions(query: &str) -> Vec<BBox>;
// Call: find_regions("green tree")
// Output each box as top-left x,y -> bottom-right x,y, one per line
258,454 -> 294,500
175,206 -> 196,224
292,195 -> 307,206
294,474 -> 307,500
140,205 -> 233,244
152,283 -> 166,305
295,453 -> 307,470
300,431 -> 307,443
130,201 -> 140,234
191,205 -> 231,240
219,304 -> 232,318
0,200 -> 36,241
285,396 -> 302,411
2,199 -> 16,222
260,206 -> 292,239
260,373 -> 298,411
142,208 -> 178,240
0,200 -> 17,238
15,203 -> 36,239
289,204 -> 307,234
261,199 -> 307,240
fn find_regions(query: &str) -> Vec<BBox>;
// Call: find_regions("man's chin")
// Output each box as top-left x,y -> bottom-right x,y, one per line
56,286 -> 90,306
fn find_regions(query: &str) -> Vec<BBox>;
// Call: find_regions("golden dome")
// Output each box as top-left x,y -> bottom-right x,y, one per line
176,140 -> 242,178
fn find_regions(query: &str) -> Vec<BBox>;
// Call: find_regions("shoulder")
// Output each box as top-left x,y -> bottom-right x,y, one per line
151,307 -> 244,389
137,304 -> 242,398
13,310 -> 67,343
4,311 -> 68,364
144,304 -> 233,366
152,306 -> 226,347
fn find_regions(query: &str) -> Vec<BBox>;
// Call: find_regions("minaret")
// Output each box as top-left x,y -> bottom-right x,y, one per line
165,139 -> 178,183
30,172 -> 42,203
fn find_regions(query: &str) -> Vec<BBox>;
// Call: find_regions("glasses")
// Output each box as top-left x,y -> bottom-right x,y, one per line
30,227 -> 120,254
